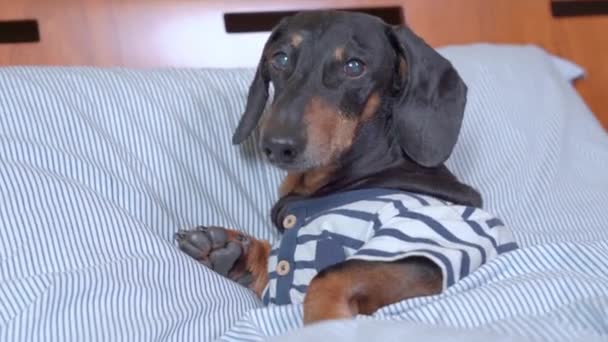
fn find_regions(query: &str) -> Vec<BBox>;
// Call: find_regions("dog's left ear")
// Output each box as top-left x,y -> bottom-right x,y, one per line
231,56 -> 270,145
387,25 -> 467,167
232,19 -> 289,145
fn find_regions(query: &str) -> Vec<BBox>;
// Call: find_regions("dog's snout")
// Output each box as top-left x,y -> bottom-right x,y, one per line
262,137 -> 300,165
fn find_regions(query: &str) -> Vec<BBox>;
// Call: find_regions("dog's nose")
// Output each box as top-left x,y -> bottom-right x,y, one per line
262,137 -> 300,164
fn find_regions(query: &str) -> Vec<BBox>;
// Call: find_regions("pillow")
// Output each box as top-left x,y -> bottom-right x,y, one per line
441,44 -> 608,247
0,44 -> 606,342
550,54 -> 586,82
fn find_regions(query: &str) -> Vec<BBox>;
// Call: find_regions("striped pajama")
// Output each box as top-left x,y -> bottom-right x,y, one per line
263,189 -> 518,305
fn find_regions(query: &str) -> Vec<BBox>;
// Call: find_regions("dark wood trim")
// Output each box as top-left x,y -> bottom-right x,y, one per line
224,6 -> 404,33
0,19 -> 40,44
551,0 -> 608,17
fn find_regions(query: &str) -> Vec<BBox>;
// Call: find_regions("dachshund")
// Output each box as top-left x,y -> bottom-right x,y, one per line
175,10 -> 518,325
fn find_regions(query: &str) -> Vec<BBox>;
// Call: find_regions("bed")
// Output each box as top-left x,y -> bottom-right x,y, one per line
1,1 -> 608,342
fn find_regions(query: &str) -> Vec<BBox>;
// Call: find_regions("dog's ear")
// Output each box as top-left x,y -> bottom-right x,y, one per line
232,19 -> 289,145
231,56 -> 270,145
387,25 -> 467,167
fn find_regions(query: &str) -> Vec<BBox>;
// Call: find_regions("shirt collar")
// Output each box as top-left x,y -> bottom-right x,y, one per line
277,187 -> 405,228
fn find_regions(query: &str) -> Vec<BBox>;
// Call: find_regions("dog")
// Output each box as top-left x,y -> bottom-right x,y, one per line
175,10 -> 518,325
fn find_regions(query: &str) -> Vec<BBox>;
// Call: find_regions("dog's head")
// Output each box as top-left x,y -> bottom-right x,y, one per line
232,11 -> 467,170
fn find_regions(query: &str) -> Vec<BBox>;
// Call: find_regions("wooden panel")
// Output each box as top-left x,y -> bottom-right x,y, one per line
552,15 -> 608,125
400,0 -> 556,50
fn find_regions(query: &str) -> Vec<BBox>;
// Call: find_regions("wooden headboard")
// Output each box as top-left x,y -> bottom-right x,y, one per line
1,0 -> 607,127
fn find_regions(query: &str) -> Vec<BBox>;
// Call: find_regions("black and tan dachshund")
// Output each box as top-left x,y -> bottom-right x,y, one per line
175,10 -> 516,325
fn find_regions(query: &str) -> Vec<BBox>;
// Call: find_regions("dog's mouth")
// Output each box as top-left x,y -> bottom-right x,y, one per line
265,154 -> 321,172
268,158 -> 315,172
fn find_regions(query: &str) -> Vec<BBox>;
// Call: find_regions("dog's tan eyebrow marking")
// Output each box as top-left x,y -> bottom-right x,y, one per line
290,34 -> 303,47
334,47 -> 345,61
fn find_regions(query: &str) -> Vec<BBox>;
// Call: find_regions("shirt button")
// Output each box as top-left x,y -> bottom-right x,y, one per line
282,214 -> 297,229
276,260 -> 290,276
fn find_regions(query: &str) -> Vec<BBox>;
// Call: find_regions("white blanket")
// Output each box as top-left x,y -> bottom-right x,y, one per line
1,44 -> 607,342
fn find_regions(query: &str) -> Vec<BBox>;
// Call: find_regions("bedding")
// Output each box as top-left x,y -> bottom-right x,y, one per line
0,44 -> 607,342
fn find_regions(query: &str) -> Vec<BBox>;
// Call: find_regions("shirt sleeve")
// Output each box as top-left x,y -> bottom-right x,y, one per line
347,200 -> 518,290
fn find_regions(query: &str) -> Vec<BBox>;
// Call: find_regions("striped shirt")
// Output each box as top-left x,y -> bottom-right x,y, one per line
263,188 -> 518,305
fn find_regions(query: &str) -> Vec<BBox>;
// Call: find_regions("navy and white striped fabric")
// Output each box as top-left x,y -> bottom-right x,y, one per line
263,189 -> 517,305
1,44 -> 607,342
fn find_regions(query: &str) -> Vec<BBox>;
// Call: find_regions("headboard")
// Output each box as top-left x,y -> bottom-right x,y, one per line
1,0 -> 607,127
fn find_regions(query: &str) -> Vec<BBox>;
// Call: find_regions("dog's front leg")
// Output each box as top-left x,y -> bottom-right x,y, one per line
175,226 -> 271,297
303,258 -> 442,325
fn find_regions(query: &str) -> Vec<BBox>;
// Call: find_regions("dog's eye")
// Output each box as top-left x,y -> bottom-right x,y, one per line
271,52 -> 290,70
343,59 -> 366,77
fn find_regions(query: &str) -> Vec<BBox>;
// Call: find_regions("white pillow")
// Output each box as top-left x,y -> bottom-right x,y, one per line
440,44 -> 608,247
550,54 -> 586,82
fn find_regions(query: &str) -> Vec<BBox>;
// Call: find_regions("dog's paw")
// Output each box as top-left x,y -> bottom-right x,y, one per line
174,226 -> 253,285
